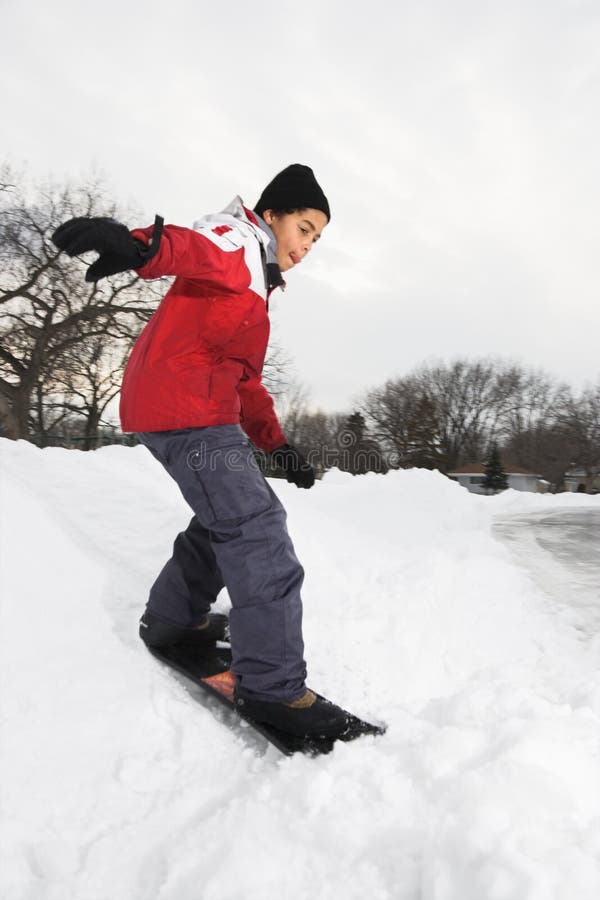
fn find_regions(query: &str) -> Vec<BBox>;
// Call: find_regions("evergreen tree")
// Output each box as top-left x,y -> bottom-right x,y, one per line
336,412 -> 388,475
482,444 -> 509,493
404,394 -> 447,470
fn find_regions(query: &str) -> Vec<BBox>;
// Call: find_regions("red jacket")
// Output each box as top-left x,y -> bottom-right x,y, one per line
119,198 -> 287,453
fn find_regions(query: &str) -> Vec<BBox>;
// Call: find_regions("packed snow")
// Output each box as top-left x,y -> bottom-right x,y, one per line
1,437 -> 599,900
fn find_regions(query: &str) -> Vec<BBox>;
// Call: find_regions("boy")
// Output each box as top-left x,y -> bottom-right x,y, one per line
52,164 -> 348,738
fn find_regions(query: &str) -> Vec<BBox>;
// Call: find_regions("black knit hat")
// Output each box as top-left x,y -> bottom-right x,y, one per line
254,164 -> 330,221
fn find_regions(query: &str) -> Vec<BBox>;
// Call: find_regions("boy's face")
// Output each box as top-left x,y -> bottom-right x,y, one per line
262,208 -> 329,272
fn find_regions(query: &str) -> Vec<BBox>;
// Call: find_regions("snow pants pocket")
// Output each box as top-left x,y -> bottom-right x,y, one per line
139,425 -> 272,527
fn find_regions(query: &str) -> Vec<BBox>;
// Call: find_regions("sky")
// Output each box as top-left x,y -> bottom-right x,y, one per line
2,0 -> 600,412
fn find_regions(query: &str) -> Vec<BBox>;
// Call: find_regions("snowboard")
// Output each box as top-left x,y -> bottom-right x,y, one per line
147,642 -> 386,756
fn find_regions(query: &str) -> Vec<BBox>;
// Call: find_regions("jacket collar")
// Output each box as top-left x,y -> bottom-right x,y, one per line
219,196 -> 285,294
246,208 -> 286,294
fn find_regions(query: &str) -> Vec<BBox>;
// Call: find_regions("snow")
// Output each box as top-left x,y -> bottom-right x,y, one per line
1,437 -> 599,900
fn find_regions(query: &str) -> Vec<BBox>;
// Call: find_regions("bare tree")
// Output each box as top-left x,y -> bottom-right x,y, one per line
362,360 -> 494,472
39,335 -> 131,449
275,377 -> 311,440
292,410 -> 338,470
559,380 -> 600,475
262,341 -> 294,399
494,366 -> 565,447
0,166 -> 161,441
362,375 -> 445,468
417,359 -> 508,469
580,381 -> 600,469
273,379 -> 355,473
361,359 -> 575,474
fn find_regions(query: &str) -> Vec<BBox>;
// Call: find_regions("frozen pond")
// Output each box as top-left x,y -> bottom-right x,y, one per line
493,507 -> 600,635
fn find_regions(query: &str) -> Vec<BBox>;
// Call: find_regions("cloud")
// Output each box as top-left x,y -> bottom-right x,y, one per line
2,0 -> 600,408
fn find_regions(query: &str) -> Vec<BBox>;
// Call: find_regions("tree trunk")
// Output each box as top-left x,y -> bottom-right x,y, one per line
83,402 -> 101,451
0,392 -> 19,439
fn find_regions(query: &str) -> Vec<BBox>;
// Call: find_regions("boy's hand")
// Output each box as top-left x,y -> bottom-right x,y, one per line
52,215 -> 163,282
270,444 -> 315,489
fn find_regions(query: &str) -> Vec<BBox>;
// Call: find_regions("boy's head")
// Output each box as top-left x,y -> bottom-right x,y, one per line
255,164 -> 330,272
254,163 -> 330,222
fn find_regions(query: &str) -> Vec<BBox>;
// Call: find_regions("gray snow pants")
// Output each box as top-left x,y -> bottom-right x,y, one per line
138,425 -> 307,702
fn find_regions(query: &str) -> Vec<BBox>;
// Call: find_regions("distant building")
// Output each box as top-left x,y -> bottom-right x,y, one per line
563,466 -> 600,494
447,463 -> 549,494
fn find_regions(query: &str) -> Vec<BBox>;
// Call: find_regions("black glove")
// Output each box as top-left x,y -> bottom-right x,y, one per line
270,444 -> 315,489
51,214 -> 164,282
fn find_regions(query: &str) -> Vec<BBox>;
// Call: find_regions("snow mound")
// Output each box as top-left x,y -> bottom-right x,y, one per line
1,439 -> 599,900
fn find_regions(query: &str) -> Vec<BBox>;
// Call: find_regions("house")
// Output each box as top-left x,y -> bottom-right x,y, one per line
563,466 -> 600,494
447,463 -> 549,494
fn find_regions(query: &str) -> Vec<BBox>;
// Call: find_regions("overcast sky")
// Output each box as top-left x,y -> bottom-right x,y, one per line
2,0 -> 599,412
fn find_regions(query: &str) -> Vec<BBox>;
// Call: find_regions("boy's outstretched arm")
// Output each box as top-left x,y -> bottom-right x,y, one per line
51,215 -> 164,282
52,214 -> 248,287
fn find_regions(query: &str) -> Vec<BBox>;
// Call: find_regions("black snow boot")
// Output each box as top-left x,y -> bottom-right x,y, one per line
139,610 -> 229,648
233,688 -> 350,738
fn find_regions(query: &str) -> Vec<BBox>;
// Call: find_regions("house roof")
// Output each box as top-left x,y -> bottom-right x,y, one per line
448,463 -> 542,477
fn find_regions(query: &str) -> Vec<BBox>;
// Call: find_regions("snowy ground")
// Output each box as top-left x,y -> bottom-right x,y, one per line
1,437 -> 599,900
